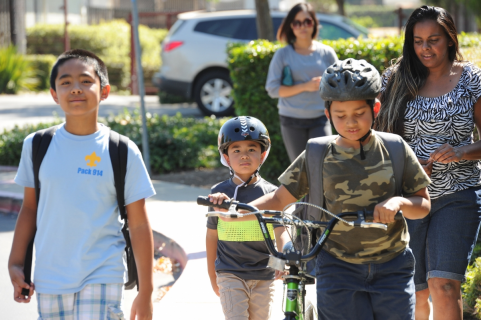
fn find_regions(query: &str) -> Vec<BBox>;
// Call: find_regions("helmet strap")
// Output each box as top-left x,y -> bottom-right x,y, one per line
231,169 -> 260,200
357,129 -> 371,160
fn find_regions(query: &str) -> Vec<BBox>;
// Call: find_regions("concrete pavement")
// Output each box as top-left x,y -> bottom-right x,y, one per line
0,93 -> 202,131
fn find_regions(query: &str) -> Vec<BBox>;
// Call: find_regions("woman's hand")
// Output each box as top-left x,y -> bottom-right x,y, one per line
429,143 -> 465,164
418,158 -> 434,177
303,76 -> 322,92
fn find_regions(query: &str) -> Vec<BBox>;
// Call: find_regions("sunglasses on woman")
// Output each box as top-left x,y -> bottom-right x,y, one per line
291,18 -> 314,29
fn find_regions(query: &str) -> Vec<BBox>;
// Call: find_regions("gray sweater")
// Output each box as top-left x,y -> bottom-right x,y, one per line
265,41 -> 338,119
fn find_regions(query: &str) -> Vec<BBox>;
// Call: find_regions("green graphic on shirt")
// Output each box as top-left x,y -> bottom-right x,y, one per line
217,219 -> 275,242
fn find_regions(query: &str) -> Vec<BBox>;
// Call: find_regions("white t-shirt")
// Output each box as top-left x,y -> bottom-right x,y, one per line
15,123 -> 155,294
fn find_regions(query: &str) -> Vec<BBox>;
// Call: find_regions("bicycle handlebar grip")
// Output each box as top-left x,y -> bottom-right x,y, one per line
197,196 -> 232,210
364,211 -> 403,221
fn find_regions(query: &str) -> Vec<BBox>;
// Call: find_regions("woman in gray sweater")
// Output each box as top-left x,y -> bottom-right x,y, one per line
266,3 -> 338,161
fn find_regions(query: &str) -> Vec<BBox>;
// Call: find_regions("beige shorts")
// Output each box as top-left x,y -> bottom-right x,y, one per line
216,272 -> 276,320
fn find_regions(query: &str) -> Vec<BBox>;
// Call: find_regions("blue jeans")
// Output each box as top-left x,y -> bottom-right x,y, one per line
406,186 -> 481,291
315,248 -> 415,320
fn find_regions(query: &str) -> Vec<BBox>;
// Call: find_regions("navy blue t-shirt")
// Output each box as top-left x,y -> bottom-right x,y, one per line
207,178 -> 277,280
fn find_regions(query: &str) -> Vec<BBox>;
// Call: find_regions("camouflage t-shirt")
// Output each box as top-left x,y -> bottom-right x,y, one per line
278,131 -> 431,264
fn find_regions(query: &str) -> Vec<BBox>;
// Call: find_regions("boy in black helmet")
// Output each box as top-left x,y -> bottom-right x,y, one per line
206,116 -> 289,320
210,60 -> 432,319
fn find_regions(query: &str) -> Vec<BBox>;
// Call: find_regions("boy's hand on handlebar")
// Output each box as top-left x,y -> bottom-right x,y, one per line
373,197 -> 402,224
208,193 -> 231,212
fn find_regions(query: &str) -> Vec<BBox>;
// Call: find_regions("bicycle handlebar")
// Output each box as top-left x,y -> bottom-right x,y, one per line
197,195 -> 403,266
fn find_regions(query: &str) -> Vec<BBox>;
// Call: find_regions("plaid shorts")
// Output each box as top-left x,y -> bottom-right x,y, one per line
37,283 -> 125,320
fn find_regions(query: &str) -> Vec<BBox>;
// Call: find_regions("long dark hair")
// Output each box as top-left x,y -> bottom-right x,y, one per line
278,3 -> 318,45
375,5 -> 463,136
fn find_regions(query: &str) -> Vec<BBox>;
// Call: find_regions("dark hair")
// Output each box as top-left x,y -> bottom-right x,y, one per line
278,3 -> 318,44
376,5 -> 463,136
50,49 -> 109,91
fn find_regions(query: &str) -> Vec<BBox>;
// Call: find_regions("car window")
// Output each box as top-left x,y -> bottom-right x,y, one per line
318,21 -> 355,40
273,17 -> 284,36
194,18 -> 256,40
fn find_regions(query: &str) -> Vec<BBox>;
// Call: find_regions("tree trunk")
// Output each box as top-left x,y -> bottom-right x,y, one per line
9,0 -> 26,54
336,0 -> 345,16
255,0 -> 274,41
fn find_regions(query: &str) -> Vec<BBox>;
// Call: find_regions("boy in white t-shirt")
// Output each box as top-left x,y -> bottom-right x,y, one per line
8,49 -> 156,320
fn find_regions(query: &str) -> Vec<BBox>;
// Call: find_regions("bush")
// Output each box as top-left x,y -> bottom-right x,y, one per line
0,120 -> 63,166
26,20 -> 168,92
0,46 -> 39,94
228,40 -> 289,183
24,54 -> 56,91
463,257 -> 481,319
323,37 -> 403,73
0,112 -> 225,174
105,111 -> 224,173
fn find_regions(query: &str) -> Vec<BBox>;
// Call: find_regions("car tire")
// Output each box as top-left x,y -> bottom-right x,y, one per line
194,71 -> 235,117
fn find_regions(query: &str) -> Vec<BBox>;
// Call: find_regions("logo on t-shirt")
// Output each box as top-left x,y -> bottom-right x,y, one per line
78,152 -> 103,176
85,152 -> 101,167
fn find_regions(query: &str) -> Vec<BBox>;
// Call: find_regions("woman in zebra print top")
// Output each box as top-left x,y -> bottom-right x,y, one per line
377,6 -> 481,320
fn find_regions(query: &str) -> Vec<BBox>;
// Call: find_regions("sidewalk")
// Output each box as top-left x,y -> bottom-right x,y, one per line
0,167 -> 307,319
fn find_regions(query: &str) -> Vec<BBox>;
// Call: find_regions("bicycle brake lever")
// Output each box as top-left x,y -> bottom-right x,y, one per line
348,210 -> 388,230
359,222 -> 388,231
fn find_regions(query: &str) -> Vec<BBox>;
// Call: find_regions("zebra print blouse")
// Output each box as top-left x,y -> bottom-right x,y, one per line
381,63 -> 481,199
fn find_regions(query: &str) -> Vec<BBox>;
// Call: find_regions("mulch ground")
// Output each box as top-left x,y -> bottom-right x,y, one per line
151,167 -> 231,189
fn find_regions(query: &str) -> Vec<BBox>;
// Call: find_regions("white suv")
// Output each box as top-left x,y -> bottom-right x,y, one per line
153,10 -> 367,116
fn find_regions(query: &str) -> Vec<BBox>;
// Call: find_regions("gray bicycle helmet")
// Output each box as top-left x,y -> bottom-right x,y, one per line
319,58 -> 381,101
320,59 -> 381,160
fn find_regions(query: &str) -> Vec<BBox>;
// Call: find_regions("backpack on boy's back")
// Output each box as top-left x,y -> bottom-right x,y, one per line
21,126 -> 138,296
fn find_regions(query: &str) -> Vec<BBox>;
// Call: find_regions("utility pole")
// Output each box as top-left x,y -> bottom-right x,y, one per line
61,0 -> 70,52
9,0 -> 26,54
131,0 -> 152,175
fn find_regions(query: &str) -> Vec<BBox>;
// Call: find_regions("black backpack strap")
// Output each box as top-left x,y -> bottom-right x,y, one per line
22,126 -> 57,296
375,131 -> 406,197
109,130 -> 138,290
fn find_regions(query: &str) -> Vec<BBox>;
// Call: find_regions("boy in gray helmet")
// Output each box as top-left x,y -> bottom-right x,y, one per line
209,60 -> 431,319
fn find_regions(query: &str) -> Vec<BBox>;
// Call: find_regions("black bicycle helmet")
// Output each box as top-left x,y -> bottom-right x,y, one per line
218,116 -> 271,167
319,59 -> 381,160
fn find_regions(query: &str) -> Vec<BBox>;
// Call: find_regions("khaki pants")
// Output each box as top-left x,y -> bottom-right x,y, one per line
216,272 -> 276,320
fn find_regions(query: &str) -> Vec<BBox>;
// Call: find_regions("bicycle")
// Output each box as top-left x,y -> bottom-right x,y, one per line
197,196 -> 403,320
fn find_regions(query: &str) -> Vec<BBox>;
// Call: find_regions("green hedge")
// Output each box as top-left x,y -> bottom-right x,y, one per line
0,112 -> 224,174
26,20 -> 168,92
24,54 -> 56,91
323,37 -> 403,73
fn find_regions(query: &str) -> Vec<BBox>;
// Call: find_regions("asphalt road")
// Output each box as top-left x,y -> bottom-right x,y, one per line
0,93 -> 203,132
